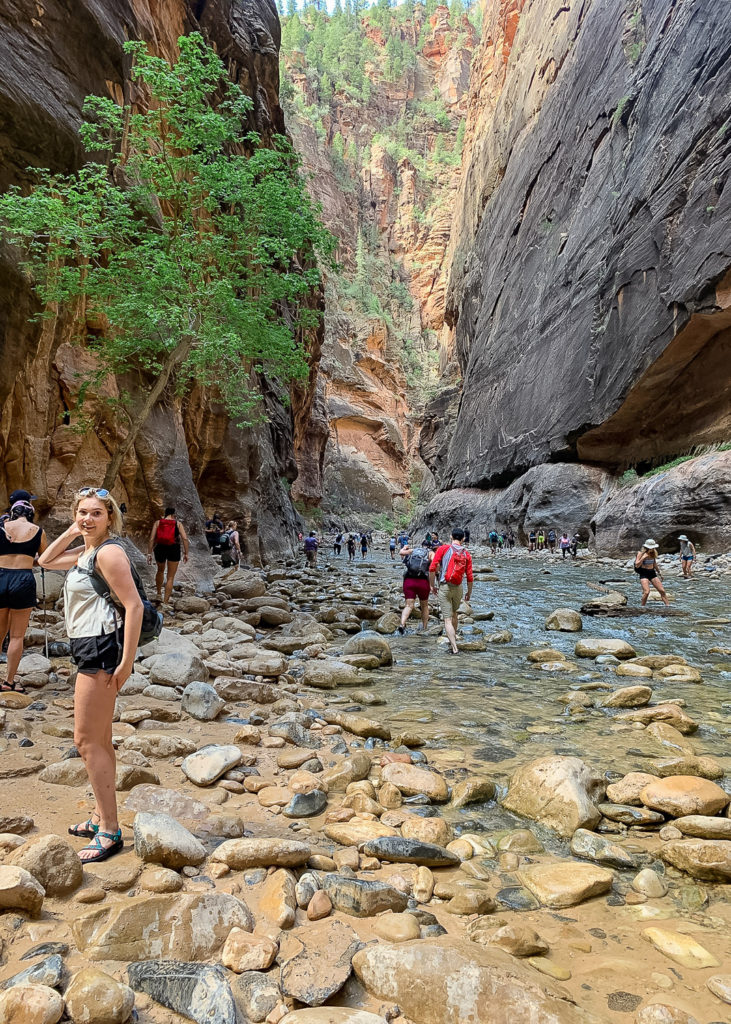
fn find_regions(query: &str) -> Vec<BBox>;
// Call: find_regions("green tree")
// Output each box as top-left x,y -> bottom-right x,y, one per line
0,34 -> 335,488
286,0 -> 297,16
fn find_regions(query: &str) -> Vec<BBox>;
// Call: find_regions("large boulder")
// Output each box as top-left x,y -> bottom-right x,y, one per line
352,938 -> 606,1024
72,892 -> 253,961
502,756 -> 605,838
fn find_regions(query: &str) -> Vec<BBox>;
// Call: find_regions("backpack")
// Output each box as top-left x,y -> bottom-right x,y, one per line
489,531 -> 498,543
219,531 -> 232,551
155,518 -> 178,545
304,537 -> 317,552
406,547 -> 431,578
86,539 -> 163,646
548,530 -> 556,542
442,544 -> 469,586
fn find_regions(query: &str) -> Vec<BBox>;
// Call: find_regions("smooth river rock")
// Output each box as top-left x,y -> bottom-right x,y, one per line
280,919 -> 362,1006
0,984 -> 64,1024
518,861 -> 614,908
181,745 -> 242,786
502,756 -> 604,838
575,639 -> 636,659
640,777 -> 729,818
380,762 -> 449,802
352,938 -> 606,1024
7,834 -> 82,897
210,838 -> 312,870
0,865 -> 44,916
64,968 -> 135,1024
360,837 -> 459,867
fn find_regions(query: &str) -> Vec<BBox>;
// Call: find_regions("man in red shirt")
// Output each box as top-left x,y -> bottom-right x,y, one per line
429,528 -> 473,655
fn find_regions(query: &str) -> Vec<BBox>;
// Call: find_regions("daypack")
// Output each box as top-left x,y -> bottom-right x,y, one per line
303,537 -> 317,552
86,538 -> 163,646
406,546 -> 431,578
442,544 -> 469,586
219,531 -> 233,551
548,530 -> 556,542
155,518 -> 178,545
489,531 -> 498,543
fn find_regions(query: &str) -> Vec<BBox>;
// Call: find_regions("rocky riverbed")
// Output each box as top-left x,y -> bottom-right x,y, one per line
0,547 -> 729,1024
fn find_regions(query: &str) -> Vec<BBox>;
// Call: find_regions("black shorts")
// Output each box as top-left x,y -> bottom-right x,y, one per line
0,568 -> 37,610
154,543 -> 181,564
70,632 -> 122,675
637,568 -> 658,581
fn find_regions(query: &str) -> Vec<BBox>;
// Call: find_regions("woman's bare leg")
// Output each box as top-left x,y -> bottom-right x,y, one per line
5,608 -> 32,688
400,598 -> 416,629
74,669 -> 119,858
154,563 -> 165,601
419,599 -> 429,629
640,579 -> 650,606
163,560 -> 180,604
652,577 -> 670,606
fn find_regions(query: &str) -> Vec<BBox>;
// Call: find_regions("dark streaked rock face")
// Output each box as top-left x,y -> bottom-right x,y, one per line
127,961 -> 236,1024
435,0 -> 731,494
361,836 -> 459,867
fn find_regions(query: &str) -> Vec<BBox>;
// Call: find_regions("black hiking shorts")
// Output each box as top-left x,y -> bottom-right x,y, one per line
70,632 -> 122,675
0,568 -> 37,610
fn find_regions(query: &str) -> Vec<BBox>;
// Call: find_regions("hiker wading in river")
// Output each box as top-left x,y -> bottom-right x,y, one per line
429,528 -> 473,655
39,488 -> 143,862
634,538 -> 670,607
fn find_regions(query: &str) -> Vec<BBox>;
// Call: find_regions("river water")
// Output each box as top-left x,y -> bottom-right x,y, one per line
324,550 -> 731,829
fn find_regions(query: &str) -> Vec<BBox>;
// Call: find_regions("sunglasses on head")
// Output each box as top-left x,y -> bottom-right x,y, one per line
79,487 -> 110,498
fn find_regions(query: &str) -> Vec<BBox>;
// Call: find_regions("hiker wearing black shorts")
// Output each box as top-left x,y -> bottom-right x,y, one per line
634,539 -> 670,607
148,507 -> 189,609
0,490 -> 48,694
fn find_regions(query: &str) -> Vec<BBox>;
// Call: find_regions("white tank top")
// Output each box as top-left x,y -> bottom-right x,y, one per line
63,547 -> 121,639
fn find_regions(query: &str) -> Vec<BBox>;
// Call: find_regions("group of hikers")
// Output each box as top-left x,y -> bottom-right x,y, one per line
301,530 -> 374,566
0,483 -> 703,866
204,512 -> 242,567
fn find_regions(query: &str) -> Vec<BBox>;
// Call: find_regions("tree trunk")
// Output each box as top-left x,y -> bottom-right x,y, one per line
103,338 -> 193,491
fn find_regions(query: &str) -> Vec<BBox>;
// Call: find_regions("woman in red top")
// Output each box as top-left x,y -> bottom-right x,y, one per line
147,507 -> 189,610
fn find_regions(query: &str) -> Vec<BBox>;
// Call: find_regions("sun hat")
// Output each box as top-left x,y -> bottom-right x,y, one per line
643,539 -> 659,549
678,534 -> 688,541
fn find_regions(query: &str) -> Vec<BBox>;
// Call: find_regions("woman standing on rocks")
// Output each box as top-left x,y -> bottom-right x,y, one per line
634,539 -> 670,607
39,487 -> 143,863
0,490 -> 47,694
397,541 -> 431,633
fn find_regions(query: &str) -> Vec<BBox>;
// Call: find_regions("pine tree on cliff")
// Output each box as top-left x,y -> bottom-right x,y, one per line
0,34 -> 335,490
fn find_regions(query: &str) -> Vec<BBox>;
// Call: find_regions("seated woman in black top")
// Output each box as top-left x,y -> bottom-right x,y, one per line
0,490 -> 48,693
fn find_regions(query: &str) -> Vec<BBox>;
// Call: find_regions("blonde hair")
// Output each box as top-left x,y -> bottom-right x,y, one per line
226,520 -> 238,531
72,489 -> 124,535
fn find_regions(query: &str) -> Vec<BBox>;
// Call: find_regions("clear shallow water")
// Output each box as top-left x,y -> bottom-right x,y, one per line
330,553 -> 731,802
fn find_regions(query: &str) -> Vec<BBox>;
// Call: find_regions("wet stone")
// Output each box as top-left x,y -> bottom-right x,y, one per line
280,919 -> 362,1006
570,829 -> 637,869
1,954 -> 64,991
128,961 -> 236,1024
360,837 -> 459,867
231,972 -> 281,1024
322,874 -> 409,918
282,790 -> 328,818
495,887 -> 539,912
598,803 -> 664,826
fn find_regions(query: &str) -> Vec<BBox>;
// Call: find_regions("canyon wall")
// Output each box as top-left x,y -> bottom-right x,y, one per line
282,5 -> 476,523
0,0 -> 318,566
427,0 -> 731,492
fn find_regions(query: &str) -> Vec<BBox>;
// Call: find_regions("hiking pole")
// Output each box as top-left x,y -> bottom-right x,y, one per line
41,568 -> 49,659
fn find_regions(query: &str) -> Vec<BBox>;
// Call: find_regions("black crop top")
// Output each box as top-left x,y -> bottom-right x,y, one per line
0,523 -> 42,556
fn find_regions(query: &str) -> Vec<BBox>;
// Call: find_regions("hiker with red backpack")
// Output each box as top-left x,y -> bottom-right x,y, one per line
429,528 -> 473,655
147,507 -> 189,610
397,541 -> 432,633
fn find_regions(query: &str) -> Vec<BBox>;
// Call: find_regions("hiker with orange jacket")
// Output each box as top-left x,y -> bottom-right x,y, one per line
147,507 -> 189,610
429,527 -> 473,655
